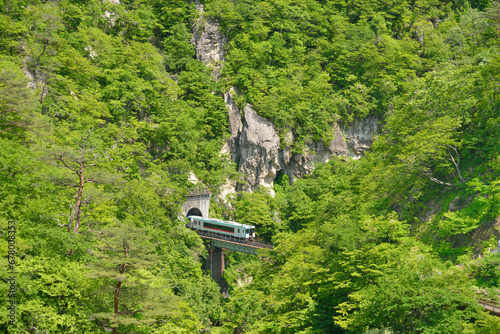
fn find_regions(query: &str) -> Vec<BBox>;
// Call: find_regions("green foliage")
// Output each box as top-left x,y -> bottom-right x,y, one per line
335,242 -> 481,333
214,0 -> 499,332
0,0 -> 233,331
204,0 -> 469,149
231,188 -> 276,240
87,223 -> 178,333
438,178 -> 500,238
226,152 -> 499,332
0,59 -> 45,140
221,289 -> 267,333
162,23 -> 196,72
8,256 -> 98,333
1,0 -> 500,332
468,252 -> 500,288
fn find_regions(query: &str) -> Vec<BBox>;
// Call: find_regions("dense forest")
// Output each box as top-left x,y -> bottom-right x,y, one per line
1,0 -> 500,332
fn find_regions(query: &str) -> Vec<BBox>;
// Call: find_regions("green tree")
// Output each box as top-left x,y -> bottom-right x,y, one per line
0,60 -> 43,139
335,241 -> 482,333
368,66 -> 477,209
88,223 -> 179,334
232,189 -> 276,240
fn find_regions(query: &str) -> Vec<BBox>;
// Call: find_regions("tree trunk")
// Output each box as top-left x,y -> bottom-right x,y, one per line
113,248 -> 128,334
113,280 -> 122,334
72,160 -> 85,234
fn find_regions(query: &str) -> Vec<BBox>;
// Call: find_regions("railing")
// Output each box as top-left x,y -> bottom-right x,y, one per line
193,229 -> 274,249
478,298 -> 500,315
187,188 -> 211,197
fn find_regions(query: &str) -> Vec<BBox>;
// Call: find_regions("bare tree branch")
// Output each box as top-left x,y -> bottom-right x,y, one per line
0,126 -> 21,133
55,155 -> 78,173
117,305 -> 151,315
86,229 -> 104,235
42,214 -> 71,229
71,128 -> 94,235
422,169 -> 456,187
446,145 -> 466,183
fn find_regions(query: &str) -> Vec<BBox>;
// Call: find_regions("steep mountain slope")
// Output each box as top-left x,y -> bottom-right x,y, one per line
1,0 -> 500,332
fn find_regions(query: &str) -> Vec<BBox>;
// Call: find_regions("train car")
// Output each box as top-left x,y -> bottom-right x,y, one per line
187,215 -> 255,240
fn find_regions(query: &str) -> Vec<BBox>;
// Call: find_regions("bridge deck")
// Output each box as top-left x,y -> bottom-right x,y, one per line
194,229 -> 273,250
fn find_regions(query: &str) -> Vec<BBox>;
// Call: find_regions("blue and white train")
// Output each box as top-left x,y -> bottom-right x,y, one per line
187,215 -> 256,240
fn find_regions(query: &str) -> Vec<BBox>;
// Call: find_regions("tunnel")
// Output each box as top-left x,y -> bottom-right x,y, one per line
186,207 -> 203,217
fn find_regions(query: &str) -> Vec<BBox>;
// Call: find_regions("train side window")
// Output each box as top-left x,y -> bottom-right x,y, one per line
238,228 -> 240,233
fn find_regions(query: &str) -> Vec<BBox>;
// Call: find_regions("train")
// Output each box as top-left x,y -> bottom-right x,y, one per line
186,215 -> 256,240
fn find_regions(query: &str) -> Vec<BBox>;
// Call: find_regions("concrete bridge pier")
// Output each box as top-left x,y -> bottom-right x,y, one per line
207,246 -> 228,298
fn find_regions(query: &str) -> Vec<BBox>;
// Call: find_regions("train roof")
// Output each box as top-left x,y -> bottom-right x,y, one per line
187,215 -> 255,229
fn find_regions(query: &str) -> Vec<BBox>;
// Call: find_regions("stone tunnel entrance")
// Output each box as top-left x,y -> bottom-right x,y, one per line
182,190 -> 230,296
181,190 -> 211,218
186,207 -> 203,217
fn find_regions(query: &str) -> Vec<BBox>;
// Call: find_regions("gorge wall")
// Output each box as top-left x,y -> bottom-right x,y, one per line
225,94 -> 379,193
191,8 -> 379,194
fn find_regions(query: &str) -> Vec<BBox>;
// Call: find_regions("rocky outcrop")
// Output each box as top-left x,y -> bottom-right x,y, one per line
280,125 -> 350,182
22,55 -> 48,99
190,3 -> 379,193
225,89 -> 243,153
228,102 -> 378,193
222,84 -> 379,192
21,58 -> 37,91
341,115 -> 380,159
237,105 -> 281,193
191,2 -> 225,78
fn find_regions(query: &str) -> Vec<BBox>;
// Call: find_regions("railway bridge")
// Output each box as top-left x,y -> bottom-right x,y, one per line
182,190 -> 273,297
182,194 -> 500,312
196,230 -> 273,297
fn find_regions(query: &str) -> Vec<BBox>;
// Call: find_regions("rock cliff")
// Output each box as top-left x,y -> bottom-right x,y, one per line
191,2 -> 225,78
237,105 -> 281,193
341,115 -> 380,159
227,100 -> 378,193
191,7 -> 379,193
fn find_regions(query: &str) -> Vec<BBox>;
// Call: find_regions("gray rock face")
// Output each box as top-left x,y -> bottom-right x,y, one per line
22,55 -> 48,98
281,124 -> 349,182
229,103 -> 378,192
191,4 -> 226,77
238,105 -> 281,193
232,109 -> 379,191
225,89 -> 243,155
190,2 -> 379,193
341,115 -> 379,159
